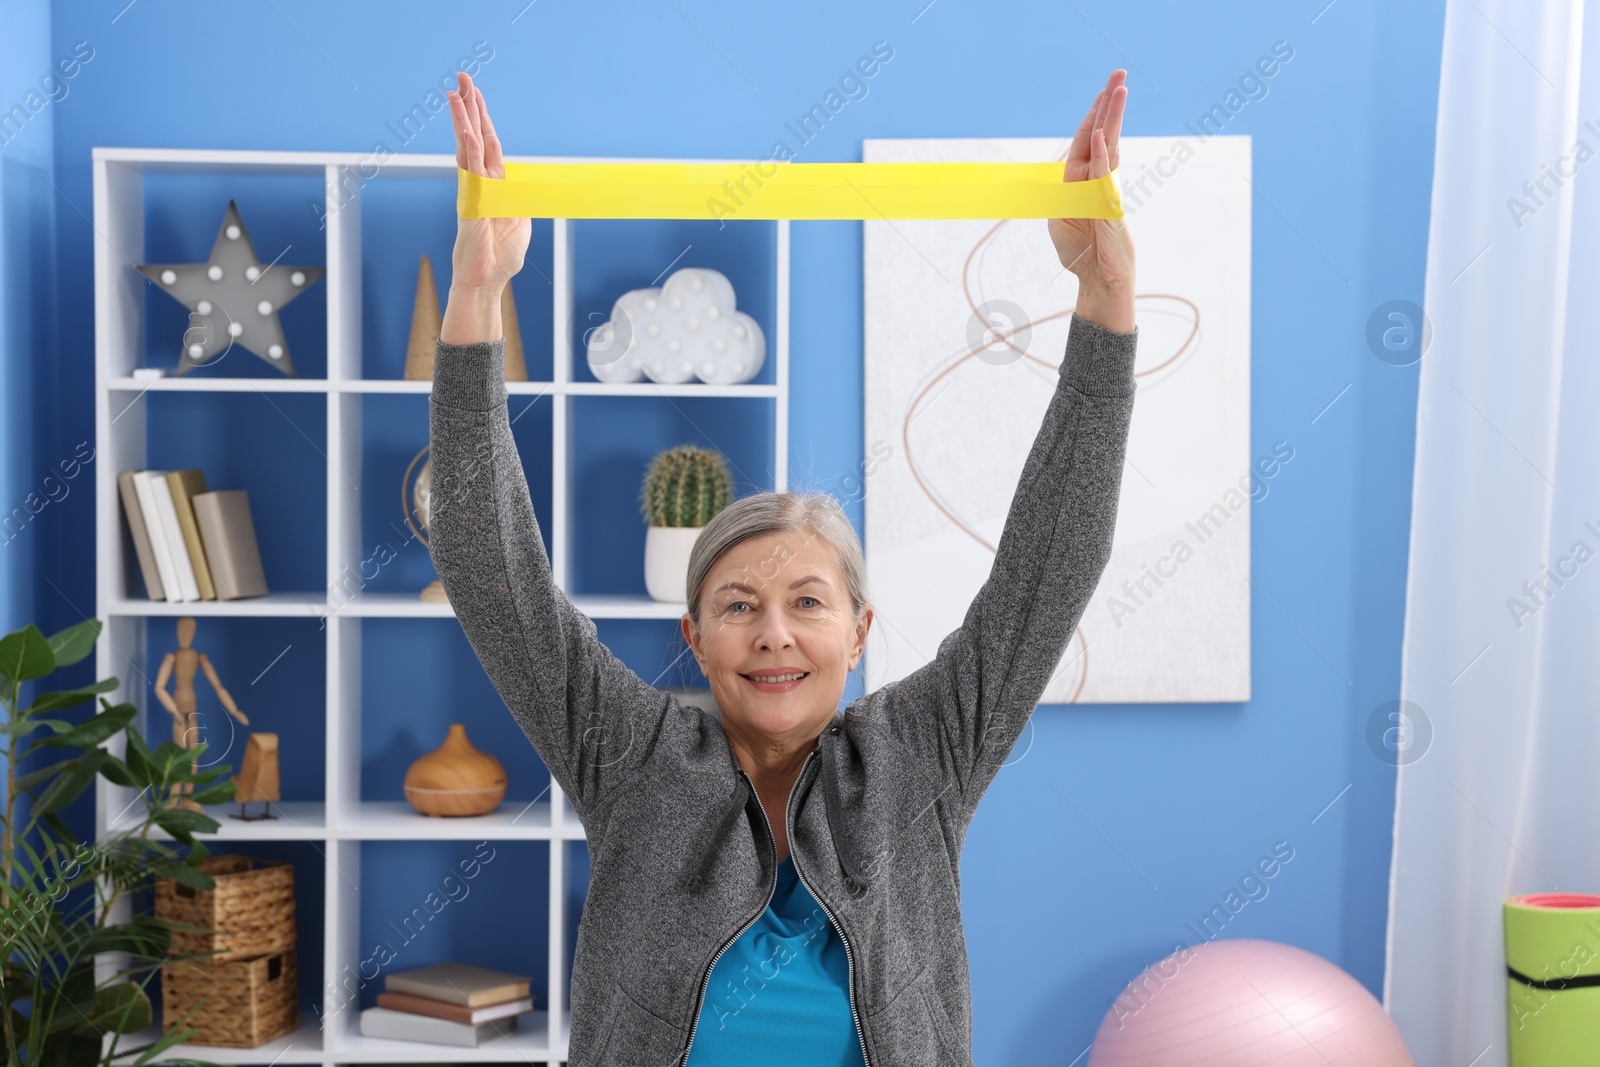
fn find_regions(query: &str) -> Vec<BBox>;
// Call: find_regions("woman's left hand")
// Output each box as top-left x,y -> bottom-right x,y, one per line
1049,69 -> 1135,294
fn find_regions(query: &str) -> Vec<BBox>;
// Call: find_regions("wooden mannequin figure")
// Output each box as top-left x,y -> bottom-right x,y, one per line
154,616 -> 250,814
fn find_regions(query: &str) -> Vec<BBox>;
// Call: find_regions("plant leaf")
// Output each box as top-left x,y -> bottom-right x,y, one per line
97,753 -> 138,788
30,750 -> 107,816
141,859 -> 214,892
123,720 -> 157,784
6,1005 -> 29,1048
42,961 -> 100,1038
41,810 -> 78,848
85,979 -> 151,1035
181,763 -> 233,787
0,717 -> 74,739
157,739 -> 209,775
37,701 -> 137,750
27,677 -> 119,715
0,623 -> 55,684
186,779 -> 238,807
150,805 -> 218,845
80,919 -> 171,962
45,617 -> 101,667
15,757 -> 78,792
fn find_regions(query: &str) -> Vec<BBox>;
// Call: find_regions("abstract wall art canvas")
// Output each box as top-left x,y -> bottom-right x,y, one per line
862,135 -> 1252,704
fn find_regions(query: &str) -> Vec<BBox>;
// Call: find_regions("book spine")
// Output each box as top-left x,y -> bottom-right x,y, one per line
150,478 -> 200,601
132,472 -> 181,603
375,990 -> 533,1024
385,976 -> 532,1007
358,1008 -> 489,1047
117,470 -> 165,601
166,471 -> 216,600
376,990 -> 474,1023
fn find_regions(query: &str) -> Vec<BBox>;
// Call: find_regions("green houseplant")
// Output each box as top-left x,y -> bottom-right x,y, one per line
2,617 -> 244,1067
640,444 -> 734,603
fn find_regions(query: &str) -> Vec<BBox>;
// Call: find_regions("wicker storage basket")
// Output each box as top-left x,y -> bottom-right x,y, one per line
161,945 -> 298,1048
154,854 -> 296,961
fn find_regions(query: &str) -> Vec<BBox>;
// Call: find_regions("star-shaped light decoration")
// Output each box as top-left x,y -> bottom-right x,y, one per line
137,200 -> 325,377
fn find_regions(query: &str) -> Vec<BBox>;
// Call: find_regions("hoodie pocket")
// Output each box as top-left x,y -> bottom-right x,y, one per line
592,982 -> 686,1066
916,967 -> 969,1064
865,963 -> 967,1065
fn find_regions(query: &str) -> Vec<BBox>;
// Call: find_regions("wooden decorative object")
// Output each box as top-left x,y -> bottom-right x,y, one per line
403,254 -> 442,381
155,854 -> 296,961
229,732 -> 280,821
501,282 -> 528,381
162,946 -> 298,1048
403,723 -> 507,816
402,255 -> 527,381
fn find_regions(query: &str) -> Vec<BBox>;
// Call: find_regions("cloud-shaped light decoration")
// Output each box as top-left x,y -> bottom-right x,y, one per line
585,267 -> 765,385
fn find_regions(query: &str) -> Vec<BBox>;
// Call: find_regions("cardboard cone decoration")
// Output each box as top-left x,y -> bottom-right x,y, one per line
501,282 -> 527,382
403,254 -> 442,381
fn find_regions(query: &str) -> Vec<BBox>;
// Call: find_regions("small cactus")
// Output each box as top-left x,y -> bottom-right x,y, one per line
640,445 -> 733,528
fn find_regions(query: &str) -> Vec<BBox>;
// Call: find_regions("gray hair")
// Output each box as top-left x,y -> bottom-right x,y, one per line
685,491 -> 869,630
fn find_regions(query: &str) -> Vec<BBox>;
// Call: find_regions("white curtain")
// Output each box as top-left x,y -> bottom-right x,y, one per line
1386,0 -> 1600,1062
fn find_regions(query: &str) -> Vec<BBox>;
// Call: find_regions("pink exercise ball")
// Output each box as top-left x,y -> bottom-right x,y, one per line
1088,939 -> 1412,1066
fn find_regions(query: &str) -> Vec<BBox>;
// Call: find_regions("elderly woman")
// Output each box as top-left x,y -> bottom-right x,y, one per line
429,70 -> 1137,1067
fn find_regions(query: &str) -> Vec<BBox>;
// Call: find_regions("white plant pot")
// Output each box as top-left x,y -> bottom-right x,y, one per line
644,525 -> 703,603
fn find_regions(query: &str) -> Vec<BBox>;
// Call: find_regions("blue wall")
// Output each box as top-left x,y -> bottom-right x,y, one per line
7,0 -> 1444,1058
0,0 -> 56,666
0,0 -> 58,882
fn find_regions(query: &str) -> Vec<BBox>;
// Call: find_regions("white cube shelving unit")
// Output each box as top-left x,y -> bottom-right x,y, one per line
91,147 -> 790,1065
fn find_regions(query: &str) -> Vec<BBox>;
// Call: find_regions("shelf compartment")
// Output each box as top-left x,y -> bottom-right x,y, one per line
353,618 -> 555,825
322,839 -> 555,1056
134,169 -> 330,382
117,839 -> 329,1062
359,167 -> 555,383
569,216 -> 780,388
562,392 -> 776,603
108,388 -> 329,603
106,614 -> 327,828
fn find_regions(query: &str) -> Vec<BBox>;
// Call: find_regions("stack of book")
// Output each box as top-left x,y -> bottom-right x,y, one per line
117,468 -> 267,601
359,961 -> 534,1048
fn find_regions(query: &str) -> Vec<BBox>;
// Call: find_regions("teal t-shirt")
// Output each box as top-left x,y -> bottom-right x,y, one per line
685,853 -> 866,1066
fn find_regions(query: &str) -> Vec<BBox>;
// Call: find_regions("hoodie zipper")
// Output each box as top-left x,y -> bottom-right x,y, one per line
786,758 -> 871,1067
678,753 -> 809,1066
678,749 -> 870,1066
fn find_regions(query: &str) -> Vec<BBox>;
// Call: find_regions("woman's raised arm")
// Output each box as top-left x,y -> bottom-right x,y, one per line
871,71 -> 1139,813
429,73 -> 672,824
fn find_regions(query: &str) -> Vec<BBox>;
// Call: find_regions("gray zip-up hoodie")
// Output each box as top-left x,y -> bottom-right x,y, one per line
427,311 -> 1138,1066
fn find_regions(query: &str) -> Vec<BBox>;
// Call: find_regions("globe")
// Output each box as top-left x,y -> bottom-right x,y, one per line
403,444 -> 448,604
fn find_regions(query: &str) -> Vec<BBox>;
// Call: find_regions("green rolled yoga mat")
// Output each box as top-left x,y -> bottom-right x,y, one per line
1505,892 -> 1600,1064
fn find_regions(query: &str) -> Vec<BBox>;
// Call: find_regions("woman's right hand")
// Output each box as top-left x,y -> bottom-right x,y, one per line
442,71 -> 531,343
1049,69 -> 1136,333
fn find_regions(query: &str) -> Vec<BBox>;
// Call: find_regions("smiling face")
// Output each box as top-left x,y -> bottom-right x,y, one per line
682,528 -> 872,754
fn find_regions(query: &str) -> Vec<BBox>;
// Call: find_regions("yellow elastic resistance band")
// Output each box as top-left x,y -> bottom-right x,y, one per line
457,162 -> 1123,221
